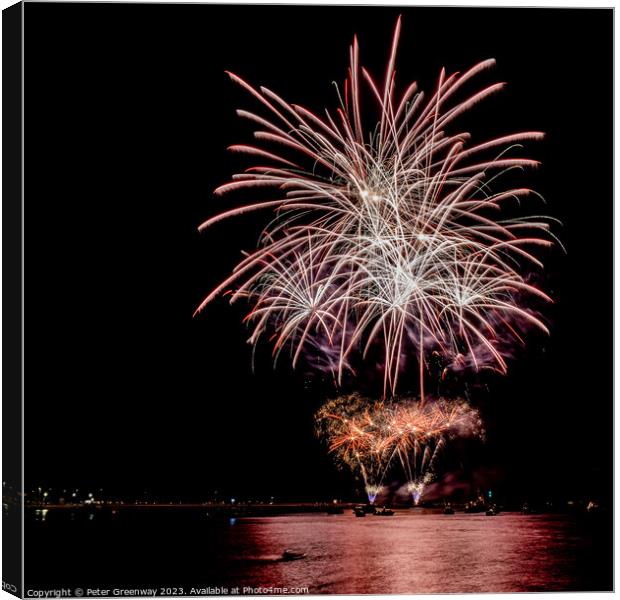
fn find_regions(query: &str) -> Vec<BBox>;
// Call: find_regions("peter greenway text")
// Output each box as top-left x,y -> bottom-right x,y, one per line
25,586 -> 310,597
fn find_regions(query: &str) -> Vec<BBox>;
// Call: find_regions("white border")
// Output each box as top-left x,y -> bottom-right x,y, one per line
0,3 -> 615,600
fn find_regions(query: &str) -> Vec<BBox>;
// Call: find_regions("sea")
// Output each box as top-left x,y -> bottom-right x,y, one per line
25,508 -> 612,594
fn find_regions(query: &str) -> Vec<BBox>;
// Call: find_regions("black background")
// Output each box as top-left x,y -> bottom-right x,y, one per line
25,4 -> 612,505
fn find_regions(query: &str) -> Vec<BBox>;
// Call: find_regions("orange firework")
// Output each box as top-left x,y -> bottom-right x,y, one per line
316,394 -> 483,502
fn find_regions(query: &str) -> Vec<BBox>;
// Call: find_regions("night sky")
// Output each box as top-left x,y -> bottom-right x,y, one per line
26,5 -> 612,504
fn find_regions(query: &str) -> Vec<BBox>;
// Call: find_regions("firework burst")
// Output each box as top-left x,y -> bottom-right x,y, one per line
315,393 -> 483,503
196,17 -> 556,398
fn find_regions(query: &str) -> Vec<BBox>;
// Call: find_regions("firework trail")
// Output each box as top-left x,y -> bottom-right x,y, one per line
196,17 -> 556,399
315,394 -> 388,501
315,393 -> 483,503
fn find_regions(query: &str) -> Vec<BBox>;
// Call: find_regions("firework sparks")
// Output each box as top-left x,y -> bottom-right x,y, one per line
196,17 -> 556,398
315,393 -> 483,503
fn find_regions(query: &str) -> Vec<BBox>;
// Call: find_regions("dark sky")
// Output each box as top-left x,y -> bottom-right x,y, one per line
25,4 -> 612,503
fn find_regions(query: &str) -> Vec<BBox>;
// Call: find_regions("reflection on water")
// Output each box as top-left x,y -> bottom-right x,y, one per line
218,511 -> 609,593
26,509 -> 611,593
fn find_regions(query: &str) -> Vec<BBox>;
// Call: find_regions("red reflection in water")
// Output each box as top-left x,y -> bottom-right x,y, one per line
224,511 -> 605,593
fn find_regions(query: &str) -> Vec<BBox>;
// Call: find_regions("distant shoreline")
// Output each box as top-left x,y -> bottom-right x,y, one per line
24,501 -> 603,518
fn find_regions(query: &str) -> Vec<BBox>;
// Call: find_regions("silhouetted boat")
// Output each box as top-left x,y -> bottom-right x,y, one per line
281,550 -> 306,561
443,506 -> 455,515
375,507 -> 394,516
353,506 -> 366,517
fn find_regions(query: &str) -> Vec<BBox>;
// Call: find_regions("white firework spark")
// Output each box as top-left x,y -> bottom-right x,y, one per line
196,17 -> 557,398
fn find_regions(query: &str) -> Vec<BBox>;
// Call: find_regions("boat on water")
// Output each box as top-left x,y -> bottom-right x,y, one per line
443,505 -> 455,515
353,506 -> 366,517
374,507 -> 394,516
281,550 -> 306,561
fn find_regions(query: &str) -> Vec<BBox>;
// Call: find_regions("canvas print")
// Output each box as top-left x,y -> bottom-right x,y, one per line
2,3 -> 613,596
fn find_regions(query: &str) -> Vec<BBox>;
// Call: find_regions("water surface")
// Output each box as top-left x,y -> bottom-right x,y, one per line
26,509 -> 611,593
